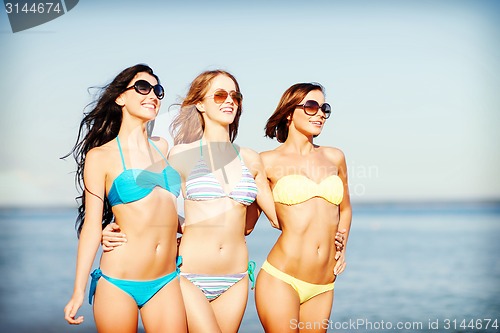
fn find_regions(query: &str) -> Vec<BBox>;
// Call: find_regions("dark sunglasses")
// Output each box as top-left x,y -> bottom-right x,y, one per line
205,89 -> 243,106
296,100 -> 331,119
124,80 -> 165,100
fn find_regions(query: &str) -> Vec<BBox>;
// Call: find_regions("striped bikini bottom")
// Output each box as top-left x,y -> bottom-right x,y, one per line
181,261 -> 255,302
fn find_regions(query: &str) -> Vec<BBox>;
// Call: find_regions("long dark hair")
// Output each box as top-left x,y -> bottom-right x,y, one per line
170,70 -> 242,144
265,82 -> 325,143
63,64 -> 160,237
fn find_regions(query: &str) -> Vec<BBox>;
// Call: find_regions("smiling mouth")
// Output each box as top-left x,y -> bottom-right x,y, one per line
220,107 -> 234,113
142,103 -> 157,110
310,120 -> 323,126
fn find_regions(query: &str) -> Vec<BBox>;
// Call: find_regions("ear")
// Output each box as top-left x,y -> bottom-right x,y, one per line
115,94 -> 125,107
196,102 -> 205,112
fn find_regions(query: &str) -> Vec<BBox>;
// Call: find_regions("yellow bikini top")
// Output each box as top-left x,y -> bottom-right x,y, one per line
272,174 -> 344,205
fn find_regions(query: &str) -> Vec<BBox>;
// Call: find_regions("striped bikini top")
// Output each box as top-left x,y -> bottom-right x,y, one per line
185,140 -> 258,206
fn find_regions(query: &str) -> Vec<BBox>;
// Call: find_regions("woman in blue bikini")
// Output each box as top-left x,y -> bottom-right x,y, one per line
63,64 -> 187,332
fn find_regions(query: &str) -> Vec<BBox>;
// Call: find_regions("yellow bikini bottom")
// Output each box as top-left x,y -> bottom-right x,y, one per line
261,260 -> 334,304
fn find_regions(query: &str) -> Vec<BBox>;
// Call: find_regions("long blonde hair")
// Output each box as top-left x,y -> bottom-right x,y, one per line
170,70 -> 242,144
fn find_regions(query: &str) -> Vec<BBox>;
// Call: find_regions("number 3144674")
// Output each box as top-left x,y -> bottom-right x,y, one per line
5,2 -> 62,14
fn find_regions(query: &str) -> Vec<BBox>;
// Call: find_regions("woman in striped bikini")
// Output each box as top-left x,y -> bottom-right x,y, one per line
167,70 -> 277,333
102,70 -> 277,333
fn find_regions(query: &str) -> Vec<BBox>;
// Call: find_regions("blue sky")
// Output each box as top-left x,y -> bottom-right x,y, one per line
1,0 -> 499,206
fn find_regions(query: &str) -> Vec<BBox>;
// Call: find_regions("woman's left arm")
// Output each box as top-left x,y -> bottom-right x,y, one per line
333,148 -> 352,276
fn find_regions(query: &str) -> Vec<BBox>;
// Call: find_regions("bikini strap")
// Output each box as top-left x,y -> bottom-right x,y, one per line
231,143 -> 242,161
248,261 -> 256,290
89,268 -> 103,305
176,256 -> 183,274
149,139 -> 169,164
116,137 -> 127,170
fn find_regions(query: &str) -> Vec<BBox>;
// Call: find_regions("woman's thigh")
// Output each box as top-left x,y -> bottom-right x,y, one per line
255,270 -> 301,333
180,275 -> 222,333
211,276 -> 249,333
140,278 -> 187,333
93,278 -> 138,333
298,290 -> 334,333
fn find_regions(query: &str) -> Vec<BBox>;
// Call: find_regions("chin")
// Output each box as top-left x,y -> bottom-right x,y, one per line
140,113 -> 157,122
219,115 -> 236,125
309,127 -> 323,135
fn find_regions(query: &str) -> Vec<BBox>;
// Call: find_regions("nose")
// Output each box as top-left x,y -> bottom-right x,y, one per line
145,91 -> 160,105
147,89 -> 158,100
224,94 -> 235,105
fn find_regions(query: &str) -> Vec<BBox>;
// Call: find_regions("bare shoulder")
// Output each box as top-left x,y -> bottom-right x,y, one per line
85,146 -> 103,164
150,136 -> 170,156
259,148 -> 282,166
86,141 -> 114,164
239,147 -> 264,174
168,141 -> 197,157
167,141 -> 199,174
84,145 -> 113,178
321,146 -> 346,165
239,146 -> 260,162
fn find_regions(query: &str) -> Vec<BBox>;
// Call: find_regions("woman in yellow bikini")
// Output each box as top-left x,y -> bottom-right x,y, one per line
255,82 -> 352,333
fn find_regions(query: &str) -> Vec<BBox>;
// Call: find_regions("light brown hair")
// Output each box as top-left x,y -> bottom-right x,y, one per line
170,70 -> 242,144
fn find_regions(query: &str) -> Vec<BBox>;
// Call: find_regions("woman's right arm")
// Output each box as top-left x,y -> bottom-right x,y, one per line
240,149 -> 279,232
64,149 -> 106,324
244,201 -> 261,235
256,151 -> 279,230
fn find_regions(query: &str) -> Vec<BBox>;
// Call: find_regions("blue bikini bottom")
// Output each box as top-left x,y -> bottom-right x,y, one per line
89,256 -> 182,308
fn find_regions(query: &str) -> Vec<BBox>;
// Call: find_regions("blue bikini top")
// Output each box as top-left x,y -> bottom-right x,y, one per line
107,137 -> 181,206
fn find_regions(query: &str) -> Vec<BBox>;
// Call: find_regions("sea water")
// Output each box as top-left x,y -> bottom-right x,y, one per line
1,204 -> 499,332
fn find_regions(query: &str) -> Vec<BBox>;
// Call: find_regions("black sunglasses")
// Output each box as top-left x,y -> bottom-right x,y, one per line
205,89 -> 243,106
124,80 -> 165,100
296,100 -> 331,119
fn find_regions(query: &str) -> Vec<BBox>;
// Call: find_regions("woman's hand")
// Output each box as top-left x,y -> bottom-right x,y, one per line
101,222 -> 127,252
335,228 -> 346,252
334,228 -> 347,276
334,251 -> 346,276
64,292 -> 84,325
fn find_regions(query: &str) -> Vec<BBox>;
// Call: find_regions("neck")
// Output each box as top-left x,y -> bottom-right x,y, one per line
117,122 -> 150,149
283,130 -> 315,155
202,122 -> 231,143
